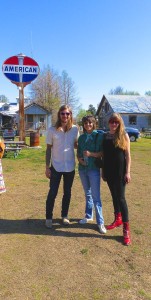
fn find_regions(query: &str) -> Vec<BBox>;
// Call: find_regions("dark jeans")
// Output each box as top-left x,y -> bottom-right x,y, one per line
107,177 -> 129,222
46,166 -> 75,219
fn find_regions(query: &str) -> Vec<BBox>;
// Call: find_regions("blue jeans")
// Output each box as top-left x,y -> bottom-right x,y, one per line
46,166 -> 75,219
79,169 -> 104,225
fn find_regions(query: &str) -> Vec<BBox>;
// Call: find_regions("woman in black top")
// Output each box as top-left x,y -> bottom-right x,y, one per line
103,113 -> 131,245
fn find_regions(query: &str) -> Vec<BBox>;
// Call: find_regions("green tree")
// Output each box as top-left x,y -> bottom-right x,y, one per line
145,91 -> 151,96
87,104 -> 96,115
0,95 -> 8,102
109,86 -> 124,95
124,90 -> 140,95
76,108 -> 87,125
109,86 -> 139,95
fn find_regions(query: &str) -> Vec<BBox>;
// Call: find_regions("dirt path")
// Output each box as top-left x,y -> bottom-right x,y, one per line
0,141 -> 151,300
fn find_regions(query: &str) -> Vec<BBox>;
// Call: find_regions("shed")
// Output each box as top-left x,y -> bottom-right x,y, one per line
0,102 -> 19,128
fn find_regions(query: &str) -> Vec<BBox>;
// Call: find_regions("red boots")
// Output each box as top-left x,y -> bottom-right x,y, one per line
123,222 -> 131,246
106,213 -> 131,245
106,212 -> 123,230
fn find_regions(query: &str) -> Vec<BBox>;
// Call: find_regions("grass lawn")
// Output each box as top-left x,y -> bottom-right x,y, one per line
0,137 -> 151,300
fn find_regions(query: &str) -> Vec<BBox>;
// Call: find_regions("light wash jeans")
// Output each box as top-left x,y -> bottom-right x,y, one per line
79,169 -> 104,225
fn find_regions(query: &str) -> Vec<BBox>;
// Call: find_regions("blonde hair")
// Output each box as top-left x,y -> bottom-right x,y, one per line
108,113 -> 127,150
55,105 -> 73,132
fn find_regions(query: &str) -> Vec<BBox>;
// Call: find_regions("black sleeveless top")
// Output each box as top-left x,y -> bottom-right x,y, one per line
103,132 -> 126,180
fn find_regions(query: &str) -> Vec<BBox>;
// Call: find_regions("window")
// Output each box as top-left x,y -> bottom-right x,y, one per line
3,105 -> 9,111
27,115 -> 33,122
40,116 -> 44,122
105,102 -> 109,113
148,115 -> 151,126
129,115 -> 137,125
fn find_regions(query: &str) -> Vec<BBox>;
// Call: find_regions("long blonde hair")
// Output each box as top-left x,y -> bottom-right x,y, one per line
55,105 -> 73,132
108,113 -> 127,150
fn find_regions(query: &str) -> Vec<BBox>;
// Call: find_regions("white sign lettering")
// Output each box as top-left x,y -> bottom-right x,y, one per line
3,65 -> 39,74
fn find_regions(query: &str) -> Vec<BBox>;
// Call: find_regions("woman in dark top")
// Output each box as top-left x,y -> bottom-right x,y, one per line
103,113 -> 131,245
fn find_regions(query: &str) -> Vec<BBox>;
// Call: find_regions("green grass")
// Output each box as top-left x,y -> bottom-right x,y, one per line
131,137 -> 151,151
3,136 -> 46,164
80,248 -> 89,255
138,290 -> 151,299
130,138 -> 151,165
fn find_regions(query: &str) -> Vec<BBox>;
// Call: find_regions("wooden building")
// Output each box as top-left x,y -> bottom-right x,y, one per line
96,95 -> 151,130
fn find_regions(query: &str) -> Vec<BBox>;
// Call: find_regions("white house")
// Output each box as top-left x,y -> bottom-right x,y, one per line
0,101 -> 52,133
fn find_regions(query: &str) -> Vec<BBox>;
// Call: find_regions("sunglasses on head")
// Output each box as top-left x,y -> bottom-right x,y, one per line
60,112 -> 70,116
84,121 -> 93,125
82,115 -> 93,120
109,120 -> 119,125
82,115 -> 94,123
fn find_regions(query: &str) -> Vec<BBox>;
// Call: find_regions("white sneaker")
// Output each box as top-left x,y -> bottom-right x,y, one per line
62,217 -> 70,225
98,224 -> 107,234
45,219 -> 52,228
79,218 -> 93,224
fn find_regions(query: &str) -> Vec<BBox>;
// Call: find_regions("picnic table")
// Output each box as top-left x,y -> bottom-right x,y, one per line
143,131 -> 151,137
4,141 -> 28,158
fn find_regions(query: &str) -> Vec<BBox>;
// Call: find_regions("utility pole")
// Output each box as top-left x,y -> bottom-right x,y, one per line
19,85 -> 25,141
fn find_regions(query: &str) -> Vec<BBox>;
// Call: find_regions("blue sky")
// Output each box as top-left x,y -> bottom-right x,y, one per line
1,0 -> 151,110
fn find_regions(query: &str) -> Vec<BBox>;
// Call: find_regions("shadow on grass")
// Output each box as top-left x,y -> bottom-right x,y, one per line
0,218 -> 123,243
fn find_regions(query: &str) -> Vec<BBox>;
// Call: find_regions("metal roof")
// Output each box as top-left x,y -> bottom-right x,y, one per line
104,95 -> 151,113
0,103 -> 19,117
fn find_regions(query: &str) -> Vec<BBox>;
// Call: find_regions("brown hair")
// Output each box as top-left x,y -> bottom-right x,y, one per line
82,115 -> 96,132
108,113 -> 127,150
55,105 -> 73,132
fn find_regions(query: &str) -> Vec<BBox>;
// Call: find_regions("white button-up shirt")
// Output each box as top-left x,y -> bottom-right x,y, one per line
46,125 -> 79,172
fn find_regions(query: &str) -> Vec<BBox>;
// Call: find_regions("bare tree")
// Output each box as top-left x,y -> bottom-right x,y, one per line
30,66 -> 61,124
30,67 -> 80,122
59,70 -> 80,115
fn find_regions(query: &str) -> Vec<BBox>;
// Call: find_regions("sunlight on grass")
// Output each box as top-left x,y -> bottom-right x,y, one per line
93,289 -> 104,299
139,290 -> 151,299
131,245 -> 139,253
134,229 -> 143,235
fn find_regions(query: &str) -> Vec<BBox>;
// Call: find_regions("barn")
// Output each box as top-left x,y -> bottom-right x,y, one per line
96,95 -> 151,130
